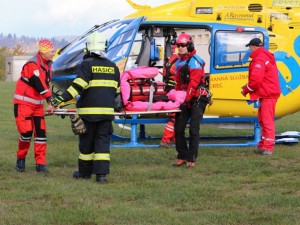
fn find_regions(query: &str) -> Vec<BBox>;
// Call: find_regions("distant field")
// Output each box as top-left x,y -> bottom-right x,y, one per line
0,81 -> 299,225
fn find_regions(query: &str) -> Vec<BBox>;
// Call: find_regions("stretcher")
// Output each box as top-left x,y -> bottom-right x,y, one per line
46,109 -> 299,148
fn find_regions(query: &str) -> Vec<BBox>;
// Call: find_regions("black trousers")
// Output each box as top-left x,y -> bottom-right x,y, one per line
78,119 -> 113,176
175,98 -> 207,162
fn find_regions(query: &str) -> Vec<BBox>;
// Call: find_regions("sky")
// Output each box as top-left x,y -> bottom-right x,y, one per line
1,0 -> 177,38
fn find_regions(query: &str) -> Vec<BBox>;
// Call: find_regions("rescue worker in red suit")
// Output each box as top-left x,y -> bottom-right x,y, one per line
14,39 -> 55,173
160,41 -> 179,148
51,32 -> 120,184
241,38 -> 281,155
172,33 -> 209,168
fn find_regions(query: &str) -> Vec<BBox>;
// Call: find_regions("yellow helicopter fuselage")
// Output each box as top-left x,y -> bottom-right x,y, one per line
122,0 -> 300,118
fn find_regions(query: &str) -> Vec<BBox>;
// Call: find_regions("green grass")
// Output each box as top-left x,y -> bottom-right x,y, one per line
0,81 -> 299,225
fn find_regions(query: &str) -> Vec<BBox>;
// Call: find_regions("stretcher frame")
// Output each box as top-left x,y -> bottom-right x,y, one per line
47,109 -> 299,148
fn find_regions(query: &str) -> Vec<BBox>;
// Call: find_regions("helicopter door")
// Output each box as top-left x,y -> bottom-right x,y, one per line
106,16 -> 144,73
210,28 -> 268,101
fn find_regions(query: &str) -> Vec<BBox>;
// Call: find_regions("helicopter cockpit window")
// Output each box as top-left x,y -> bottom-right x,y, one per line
106,29 -> 136,61
108,29 -> 135,49
214,31 -> 263,69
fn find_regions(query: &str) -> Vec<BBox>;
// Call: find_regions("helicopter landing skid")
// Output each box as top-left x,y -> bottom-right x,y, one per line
111,115 -> 264,148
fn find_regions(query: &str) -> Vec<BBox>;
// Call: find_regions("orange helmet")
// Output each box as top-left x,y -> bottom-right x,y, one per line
176,32 -> 194,45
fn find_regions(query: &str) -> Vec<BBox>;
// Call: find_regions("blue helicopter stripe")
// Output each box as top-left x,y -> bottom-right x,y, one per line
274,51 -> 300,96
247,100 -> 260,109
52,75 -> 77,81
294,35 -> 300,57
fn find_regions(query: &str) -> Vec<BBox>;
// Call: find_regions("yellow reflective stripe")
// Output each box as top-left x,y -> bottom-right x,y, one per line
94,153 -> 110,161
74,78 -> 88,89
116,87 -> 120,93
88,80 -> 118,88
78,107 -> 114,115
79,153 -> 94,161
67,86 -> 79,98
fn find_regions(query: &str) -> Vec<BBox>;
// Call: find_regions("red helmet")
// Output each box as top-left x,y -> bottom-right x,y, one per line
176,32 -> 194,44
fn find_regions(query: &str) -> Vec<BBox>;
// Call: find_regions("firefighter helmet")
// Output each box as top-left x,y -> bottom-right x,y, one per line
86,32 -> 107,56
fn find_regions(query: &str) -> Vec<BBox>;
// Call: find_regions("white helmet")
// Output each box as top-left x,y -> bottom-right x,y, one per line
86,32 -> 107,57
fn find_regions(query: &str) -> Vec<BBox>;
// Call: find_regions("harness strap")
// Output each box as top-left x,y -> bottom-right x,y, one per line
164,57 -> 178,85
147,84 -> 155,111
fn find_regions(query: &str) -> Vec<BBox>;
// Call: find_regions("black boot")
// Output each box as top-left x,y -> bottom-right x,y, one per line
72,171 -> 91,179
96,175 -> 107,184
36,164 -> 49,173
16,158 -> 25,172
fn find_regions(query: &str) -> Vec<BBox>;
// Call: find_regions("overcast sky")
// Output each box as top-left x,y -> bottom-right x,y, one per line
0,0 -> 177,38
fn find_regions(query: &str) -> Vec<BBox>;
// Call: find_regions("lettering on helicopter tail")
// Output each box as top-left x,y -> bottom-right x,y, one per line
272,0 -> 300,6
294,35 -> 300,58
247,100 -> 260,109
92,66 -> 115,74
274,50 -> 300,96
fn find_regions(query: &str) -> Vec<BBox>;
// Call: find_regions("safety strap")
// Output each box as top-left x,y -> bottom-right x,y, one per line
147,84 -> 155,111
135,35 -> 151,66
180,56 -> 207,89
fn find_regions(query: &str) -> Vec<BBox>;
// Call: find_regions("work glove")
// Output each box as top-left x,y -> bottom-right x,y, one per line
241,85 -> 246,97
179,102 -> 189,111
51,95 -> 65,107
70,114 -> 87,135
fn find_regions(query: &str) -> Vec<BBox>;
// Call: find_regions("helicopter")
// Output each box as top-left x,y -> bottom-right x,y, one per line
51,0 -> 300,121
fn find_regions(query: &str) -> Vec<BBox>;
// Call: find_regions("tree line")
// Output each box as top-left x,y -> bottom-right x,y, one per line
0,33 -> 71,80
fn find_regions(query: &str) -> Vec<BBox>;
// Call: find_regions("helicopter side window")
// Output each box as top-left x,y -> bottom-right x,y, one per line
125,33 -> 143,70
214,31 -> 263,69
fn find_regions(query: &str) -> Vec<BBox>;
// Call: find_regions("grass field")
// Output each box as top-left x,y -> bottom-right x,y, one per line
0,81 -> 299,225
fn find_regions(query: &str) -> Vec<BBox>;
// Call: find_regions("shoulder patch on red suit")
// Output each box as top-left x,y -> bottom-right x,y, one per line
255,64 -> 261,68
34,70 -> 40,77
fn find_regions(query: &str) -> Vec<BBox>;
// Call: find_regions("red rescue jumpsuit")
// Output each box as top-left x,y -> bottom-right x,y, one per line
243,47 -> 281,151
14,53 -> 53,165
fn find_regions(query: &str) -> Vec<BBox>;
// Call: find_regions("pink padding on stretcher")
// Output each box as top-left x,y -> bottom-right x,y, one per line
120,67 -> 186,111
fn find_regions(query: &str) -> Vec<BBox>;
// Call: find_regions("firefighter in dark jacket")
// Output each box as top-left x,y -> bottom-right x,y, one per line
173,32 -> 210,168
51,32 -> 120,184
14,39 -> 55,173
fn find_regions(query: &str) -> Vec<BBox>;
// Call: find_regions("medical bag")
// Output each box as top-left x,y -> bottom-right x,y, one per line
128,78 -> 166,102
